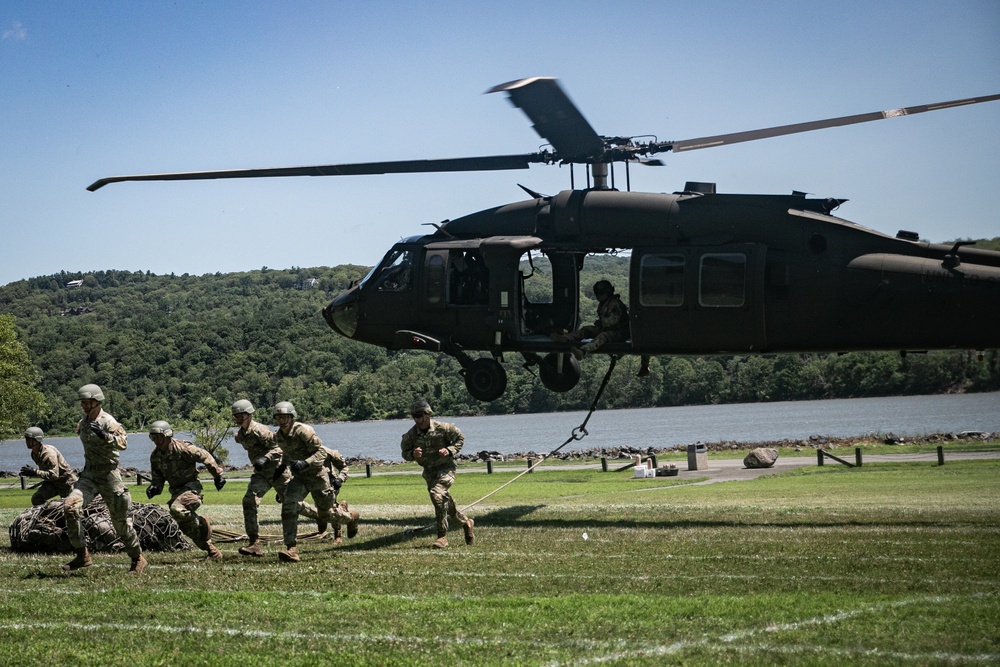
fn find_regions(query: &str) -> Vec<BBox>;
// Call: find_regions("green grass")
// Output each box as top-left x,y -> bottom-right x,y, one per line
1,459 -> 998,665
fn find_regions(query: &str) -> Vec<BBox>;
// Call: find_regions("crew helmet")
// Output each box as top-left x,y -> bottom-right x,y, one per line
273,401 -> 297,418
231,399 -> 255,415
78,383 -> 105,402
24,427 -> 44,442
593,280 -> 614,297
148,420 -> 173,439
410,400 -> 433,417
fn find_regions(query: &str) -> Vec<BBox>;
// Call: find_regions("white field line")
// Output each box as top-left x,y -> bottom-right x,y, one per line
1,595 -> 997,663
553,593 -> 1000,666
6,621 -> 991,664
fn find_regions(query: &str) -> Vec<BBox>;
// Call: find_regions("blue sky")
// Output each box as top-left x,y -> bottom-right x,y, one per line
1,1 -> 998,287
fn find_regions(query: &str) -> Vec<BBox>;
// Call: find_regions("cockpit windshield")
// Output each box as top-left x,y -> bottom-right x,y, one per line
361,248 -> 416,292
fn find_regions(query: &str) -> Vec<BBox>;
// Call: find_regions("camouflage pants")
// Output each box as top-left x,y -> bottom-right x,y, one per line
569,326 -> 625,352
64,469 -> 141,558
281,472 -> 336,547
242,468 -> 294,537
280,471 -> 355,544
423,467 -> 469,536
169,489 -> 213,550
30,479 -> 74,507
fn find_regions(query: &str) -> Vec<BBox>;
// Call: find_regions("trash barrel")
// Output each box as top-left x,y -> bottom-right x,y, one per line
687,444 -> 708,471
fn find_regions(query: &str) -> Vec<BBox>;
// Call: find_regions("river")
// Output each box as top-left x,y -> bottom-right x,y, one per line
2,392 -> 997,472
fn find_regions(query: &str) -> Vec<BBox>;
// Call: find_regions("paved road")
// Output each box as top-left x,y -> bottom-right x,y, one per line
624,450 -> 1000,486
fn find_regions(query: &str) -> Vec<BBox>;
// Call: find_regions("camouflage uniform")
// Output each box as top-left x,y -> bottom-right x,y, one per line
28,443 -> 77,506
401,418 -> 471,540
277,424 -> 355,548
64,410 -> 143,561
235,420 -> 294,538
149,438 -> 225,555
567,293 -> 629,353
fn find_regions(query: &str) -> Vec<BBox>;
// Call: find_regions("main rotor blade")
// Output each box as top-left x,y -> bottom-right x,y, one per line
488,77 -> 606,161
664,93 -> 1000,153
88,153 -> 538,191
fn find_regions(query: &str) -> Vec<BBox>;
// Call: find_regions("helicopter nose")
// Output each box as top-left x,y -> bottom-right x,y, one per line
323,292 -> 359,338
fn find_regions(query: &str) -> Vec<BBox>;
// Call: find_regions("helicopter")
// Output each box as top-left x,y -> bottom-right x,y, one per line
89,77 -> 1000,401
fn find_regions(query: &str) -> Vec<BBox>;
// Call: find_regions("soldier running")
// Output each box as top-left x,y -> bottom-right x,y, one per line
273,401 -> 358,563
145,420 -> 227,560
62,383 -> 147,573
20,427 -> 77,506
401,400 -> 475,549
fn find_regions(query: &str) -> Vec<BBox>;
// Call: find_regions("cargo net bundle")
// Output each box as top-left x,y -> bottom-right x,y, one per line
8,496 -> 192,553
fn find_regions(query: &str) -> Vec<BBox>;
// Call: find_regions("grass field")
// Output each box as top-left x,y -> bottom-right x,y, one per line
1,453 -> 998,666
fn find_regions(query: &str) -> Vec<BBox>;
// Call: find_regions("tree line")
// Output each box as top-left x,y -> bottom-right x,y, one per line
1,252 -> 998,439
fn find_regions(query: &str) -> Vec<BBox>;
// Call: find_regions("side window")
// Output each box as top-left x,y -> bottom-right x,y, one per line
639,254 -> 684,306
700,253 -> 746,307
427,253 -> 446,304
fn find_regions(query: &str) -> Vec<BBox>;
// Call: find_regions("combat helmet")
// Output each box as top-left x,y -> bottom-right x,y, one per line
231,399 -> 255,415
148,420 -> 174,439
273,401 -> 297,419
410,400 -> 433,417
593,280 -> 614,297
24,427 -> 44,442
78,383 -> 105,402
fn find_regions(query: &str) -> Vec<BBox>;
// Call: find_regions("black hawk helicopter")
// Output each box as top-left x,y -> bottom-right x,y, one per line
89,78 -> 1000,401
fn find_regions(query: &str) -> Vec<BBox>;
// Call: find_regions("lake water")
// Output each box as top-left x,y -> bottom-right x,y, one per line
2,392 -> 997,472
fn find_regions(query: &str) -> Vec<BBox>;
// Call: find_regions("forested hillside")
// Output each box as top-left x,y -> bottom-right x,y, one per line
1,250 -> 998,437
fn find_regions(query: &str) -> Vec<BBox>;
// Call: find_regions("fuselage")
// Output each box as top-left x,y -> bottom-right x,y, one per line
324,188 -> 1000,357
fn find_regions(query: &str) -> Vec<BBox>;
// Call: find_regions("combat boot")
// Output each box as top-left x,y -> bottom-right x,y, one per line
206,544 -> 223,560
278,546 -> 300,563
239,535 -> 264,556
347,510 -> 360,539
432,530 -> 448,549
332,523 -> 343,546
463,518 -> 475,545
128,553 -> 148,574
62,547 -> 92,571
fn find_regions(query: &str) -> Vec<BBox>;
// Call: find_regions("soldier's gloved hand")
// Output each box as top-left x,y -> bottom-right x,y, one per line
290,459 -> 309,474
332,476 -> 344,492
89,421 -> 108,440
252,456 -> 269,472
146,485 -> 161,499
20,465 -> 38,477
214,476 -> 226,491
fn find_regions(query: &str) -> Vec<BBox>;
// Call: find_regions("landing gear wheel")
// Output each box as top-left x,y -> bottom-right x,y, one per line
463,358 -> 508,402
538,352 -> 581,392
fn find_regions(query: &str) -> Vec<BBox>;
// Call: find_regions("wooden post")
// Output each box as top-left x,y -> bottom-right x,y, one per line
819,450 -> 855,467
20,476 -> 26,490
817,449 -> 824,466
937,445 -> 945,466
366,463 -> 372,478
527,457 -> 534,473
136,472 -> 147,486
650,454 -> 658,469
487,459 -> 493,474
601,457 -> 608,472
855,447 -> 862,468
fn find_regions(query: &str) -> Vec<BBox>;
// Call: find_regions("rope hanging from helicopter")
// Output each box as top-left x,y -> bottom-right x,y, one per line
452,353 -> 621,514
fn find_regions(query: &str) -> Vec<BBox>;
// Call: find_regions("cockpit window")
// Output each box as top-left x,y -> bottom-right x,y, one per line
368,249 -> 415,292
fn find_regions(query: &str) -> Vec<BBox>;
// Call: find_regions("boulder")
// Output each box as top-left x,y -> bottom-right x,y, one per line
743,447 -> 779,469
